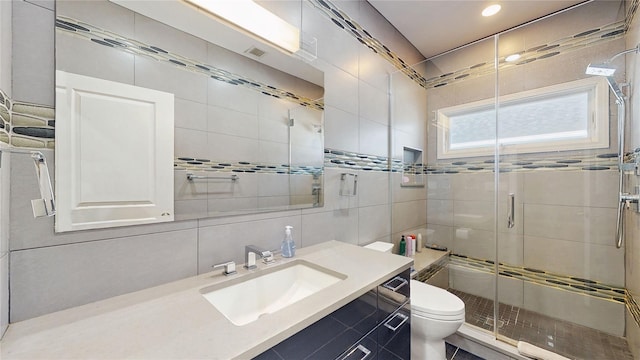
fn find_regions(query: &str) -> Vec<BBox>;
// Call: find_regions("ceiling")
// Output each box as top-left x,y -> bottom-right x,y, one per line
368,0 -> 586,59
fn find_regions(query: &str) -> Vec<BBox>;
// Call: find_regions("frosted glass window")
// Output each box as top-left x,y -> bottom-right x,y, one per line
436,77 -> 609,159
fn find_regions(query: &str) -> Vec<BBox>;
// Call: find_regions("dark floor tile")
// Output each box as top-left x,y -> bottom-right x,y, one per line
450,289 -> 634,360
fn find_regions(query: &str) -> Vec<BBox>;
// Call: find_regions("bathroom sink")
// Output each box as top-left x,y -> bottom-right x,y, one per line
200,260 -> 346,326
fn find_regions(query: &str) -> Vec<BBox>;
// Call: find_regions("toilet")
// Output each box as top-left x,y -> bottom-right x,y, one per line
363,241 -> 466,360
410,280 -> 465,360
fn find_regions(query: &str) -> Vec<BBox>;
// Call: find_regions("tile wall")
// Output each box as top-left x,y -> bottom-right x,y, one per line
6,0 -> 426,322
0,0 -> 10,338
626,0 -> 640,356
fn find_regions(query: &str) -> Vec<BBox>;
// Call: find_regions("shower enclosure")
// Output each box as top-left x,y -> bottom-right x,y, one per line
390,0 -> 637,358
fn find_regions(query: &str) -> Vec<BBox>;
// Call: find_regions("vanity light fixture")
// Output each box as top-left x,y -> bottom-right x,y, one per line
482,4 -> 502,17
183,0 -> 300,54
505,53 -> 521,62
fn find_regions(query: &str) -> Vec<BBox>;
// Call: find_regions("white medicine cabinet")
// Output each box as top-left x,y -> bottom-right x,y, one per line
55,71 -> 175,232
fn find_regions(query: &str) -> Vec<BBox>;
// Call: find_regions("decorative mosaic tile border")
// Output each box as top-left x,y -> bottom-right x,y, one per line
324,148 -> 400,172
424,153 -> 620,174
55,16 -> 324,111
324,148 -> 622,174
449,253 -> 626,305
174,157 -> 322,176
311,0 -> 626,91
0,89 -> 55,149
626,290 -> 640,329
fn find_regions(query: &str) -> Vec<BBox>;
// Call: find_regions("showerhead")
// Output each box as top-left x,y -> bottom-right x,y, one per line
585,44 -> 640,76
585,63 -> 616,76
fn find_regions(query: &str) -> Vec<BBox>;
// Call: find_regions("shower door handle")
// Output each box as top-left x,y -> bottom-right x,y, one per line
507,193 -> 515,229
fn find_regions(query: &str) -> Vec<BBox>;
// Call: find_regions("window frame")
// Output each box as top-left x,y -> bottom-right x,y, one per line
435,77 -> 610,159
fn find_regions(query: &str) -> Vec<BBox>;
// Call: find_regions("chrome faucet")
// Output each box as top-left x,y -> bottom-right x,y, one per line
244,245 -> 276,269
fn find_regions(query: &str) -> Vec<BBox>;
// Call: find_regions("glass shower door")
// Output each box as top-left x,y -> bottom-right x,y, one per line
494,2 -> 630,358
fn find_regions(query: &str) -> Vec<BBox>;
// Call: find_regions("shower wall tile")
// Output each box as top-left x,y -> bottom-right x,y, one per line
358,170 -> 389,207
449,265 -> 524,307
453,200 -> 494,232
302,168 -> 359,214
426,174 -> 453,200
427,199 -> 454,226
423,224 -> 454,250
524,235 -> 624,286
10,229 -> 198,322
12,0 -> 54,106
56,35 -> 135,85
358,117 -> 388,157
301,209 -> 359,247
523,170 -> 618,208
393,128 -> 424,160
524,204 -> 617,245
523,282 -> 625,336
453,230 -> 523,266
393,173 -> 428,203
197,214 -> 301,274
392,200 -> 427,235
134,56 -> 207,104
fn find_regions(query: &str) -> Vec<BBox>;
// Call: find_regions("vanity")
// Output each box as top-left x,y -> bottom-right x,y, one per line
0,241 -> 412,359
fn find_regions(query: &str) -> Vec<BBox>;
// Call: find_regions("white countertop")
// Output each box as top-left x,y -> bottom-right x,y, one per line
1,241 -> 412,360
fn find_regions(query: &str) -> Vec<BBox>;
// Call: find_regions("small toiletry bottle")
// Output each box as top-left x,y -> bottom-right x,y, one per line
411,236 -> 416,256
416,233 -> 423,253
406,235 -> 412,256
399,235 -> 406,256
281,225 -> 296,258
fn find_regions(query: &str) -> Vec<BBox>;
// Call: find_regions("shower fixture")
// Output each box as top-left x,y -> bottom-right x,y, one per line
585,44 -> 640,248
0,147 -> 56,218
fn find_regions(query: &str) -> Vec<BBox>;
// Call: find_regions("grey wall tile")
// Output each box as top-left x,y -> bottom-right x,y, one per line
56,35 -> 135,85
10,229 -> 198,322
524,204 -> 616,245
134,13 -> 207,62
358,204 -> 391,244
57,0 -> 135,37
134,56 -> 207,104
392,200 -> 426,235
301,209 -> 359,247
197,215 -> 301,274
523,282 -> 624,336
524,235 -> 624,286
523,170 -> 618,208
0,253 -> 7,336
12,0 -> 54,105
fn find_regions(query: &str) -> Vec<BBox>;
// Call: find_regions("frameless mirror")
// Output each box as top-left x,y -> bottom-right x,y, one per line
55,0 -> 324,224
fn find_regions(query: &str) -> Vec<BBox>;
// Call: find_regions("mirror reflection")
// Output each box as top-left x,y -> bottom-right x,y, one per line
55,0 -> 325,223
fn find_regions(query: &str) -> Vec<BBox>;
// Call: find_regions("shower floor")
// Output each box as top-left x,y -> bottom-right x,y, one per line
449,289 -> 634,360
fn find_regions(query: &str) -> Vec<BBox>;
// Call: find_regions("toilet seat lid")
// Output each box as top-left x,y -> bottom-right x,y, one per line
410,280 -> 465,317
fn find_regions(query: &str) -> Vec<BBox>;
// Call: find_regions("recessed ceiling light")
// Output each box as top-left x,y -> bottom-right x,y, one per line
505,53 -> 521,62
482,4 -> 502,17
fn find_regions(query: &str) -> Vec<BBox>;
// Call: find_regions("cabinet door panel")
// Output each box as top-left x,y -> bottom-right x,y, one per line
55,71 -> 174,232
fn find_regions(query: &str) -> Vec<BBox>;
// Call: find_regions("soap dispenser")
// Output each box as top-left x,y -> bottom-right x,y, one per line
281,225 -> 296,258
